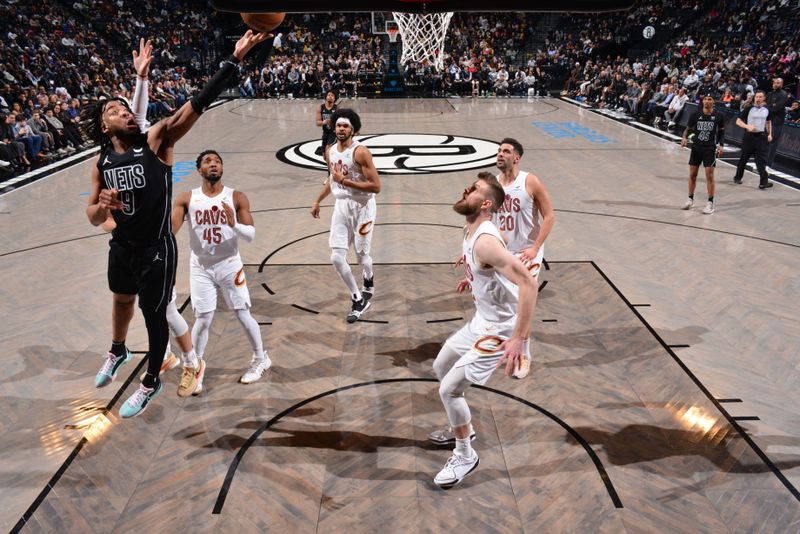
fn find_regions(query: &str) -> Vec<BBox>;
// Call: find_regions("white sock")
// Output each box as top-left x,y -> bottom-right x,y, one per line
181,349 -> 198,369
454,436 -> 474,458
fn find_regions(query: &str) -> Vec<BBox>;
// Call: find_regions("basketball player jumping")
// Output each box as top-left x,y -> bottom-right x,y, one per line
124,39 -> 200,396
172,150 -> 272,388
84,30 -> 269,418
680,94 -> 725,214
310,109 -> 381,323
493,137 -> 554,379
430,172 -> 537,488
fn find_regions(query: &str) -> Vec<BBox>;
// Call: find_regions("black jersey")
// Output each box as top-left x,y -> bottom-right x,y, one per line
321,103 -> 337,134
98,138 -> 172,244
687,111 -> 725,147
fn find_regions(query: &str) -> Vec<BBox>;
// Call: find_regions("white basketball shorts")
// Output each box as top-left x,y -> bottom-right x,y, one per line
190,254 -> 251,314
329,196 -> 376,254
444,315 -> 528,385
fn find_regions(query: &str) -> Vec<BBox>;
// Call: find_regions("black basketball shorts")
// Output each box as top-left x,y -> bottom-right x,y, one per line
107,234 -> 177,312
689,146 -> 717,168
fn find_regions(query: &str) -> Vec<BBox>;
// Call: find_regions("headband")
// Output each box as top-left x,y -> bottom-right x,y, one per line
335,117 -> 352,127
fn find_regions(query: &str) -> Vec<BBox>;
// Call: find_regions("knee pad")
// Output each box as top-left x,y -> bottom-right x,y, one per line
166,300 -> 189,337
330,248 -> 348,268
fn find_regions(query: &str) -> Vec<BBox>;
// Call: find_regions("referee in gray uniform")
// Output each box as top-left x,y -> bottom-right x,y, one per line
733,90 -> 773,189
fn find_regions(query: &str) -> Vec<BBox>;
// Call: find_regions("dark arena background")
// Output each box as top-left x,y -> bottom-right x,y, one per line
1,0 -> 799,532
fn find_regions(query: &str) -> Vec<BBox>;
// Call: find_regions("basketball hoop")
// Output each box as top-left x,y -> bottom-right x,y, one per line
392,12 -> 454,71
387,26 -> 399,44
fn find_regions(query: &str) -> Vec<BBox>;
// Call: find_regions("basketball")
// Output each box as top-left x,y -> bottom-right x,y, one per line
241,12 -> 285,32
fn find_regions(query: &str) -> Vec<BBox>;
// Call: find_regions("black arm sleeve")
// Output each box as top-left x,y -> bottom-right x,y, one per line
717,115 -> 725,146
190,55 -> 241,115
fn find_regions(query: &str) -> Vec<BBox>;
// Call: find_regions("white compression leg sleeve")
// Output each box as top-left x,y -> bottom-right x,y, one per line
439,364 -> 472,428
433,343 -> 472,428
355,250 -> 373,280
330,248 -> 361,299
166,298 -> 189,338
234,308 -> 265,359
433,342 -> 462,381
191,310 -> 215,359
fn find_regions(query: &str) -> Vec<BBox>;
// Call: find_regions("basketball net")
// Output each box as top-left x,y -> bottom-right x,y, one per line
391,12 -> 454,71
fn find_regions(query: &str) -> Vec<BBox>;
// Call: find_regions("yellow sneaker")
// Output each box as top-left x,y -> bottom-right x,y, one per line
177,360 -> 204,397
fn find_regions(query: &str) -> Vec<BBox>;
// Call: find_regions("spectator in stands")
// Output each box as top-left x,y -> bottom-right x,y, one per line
495,66 -> 509,96
666,87 -> 689,129
787,101 -> 800,123
696,74 -> 716,100
0,113 -> 30,169
13,115 -> 43,161
621,79 -> 640,114
44,107 -> 80,152
653,85 -> 676,126
29,110 -> 58,158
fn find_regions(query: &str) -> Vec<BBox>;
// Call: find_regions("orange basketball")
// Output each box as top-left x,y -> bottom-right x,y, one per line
241,12 -> 285,32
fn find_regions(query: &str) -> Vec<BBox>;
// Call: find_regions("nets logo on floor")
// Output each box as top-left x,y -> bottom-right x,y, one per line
277,134 -> 499,175
532,122 -> 614,143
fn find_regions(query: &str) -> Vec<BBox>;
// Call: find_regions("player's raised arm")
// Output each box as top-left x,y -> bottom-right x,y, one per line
131,38 -> 153,132
148,30 -> 270,158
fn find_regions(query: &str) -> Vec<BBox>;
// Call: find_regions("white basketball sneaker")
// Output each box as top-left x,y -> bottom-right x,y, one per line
681,198 -> 693,210
434,452 -> 480,489
702,201 -> 715,215
240,355 -> 272,384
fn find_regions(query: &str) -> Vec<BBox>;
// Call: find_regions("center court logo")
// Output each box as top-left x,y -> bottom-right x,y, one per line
276,134 -> 500,175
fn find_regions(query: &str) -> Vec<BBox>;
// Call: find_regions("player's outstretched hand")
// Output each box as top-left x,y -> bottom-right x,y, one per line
310,203 -> 320,218
98,188 -> 123,211
132,38 -> 153,78
233,30 -> 271,61
221,201 -> 236,227
496,337 -> 525,377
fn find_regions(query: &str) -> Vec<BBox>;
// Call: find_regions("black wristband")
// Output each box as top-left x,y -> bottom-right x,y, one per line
190,55 -> 241,115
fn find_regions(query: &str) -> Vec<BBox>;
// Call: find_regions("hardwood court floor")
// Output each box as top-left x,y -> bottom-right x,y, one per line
0,98 -> 798,532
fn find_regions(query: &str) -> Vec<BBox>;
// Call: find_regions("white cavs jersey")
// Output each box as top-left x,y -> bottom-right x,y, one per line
494,170 -> 540,252
463,221 -> 519,325
328,140 -> 373,202
188,186 -> 240,266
